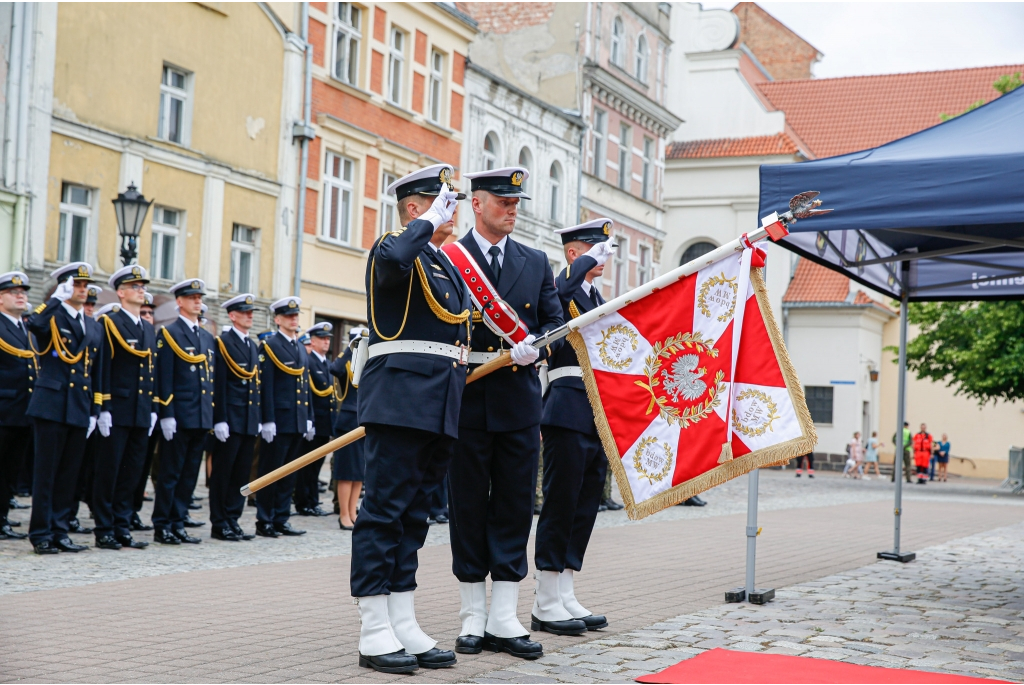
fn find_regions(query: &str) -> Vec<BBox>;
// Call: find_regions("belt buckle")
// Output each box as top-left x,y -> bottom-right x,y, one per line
458,344 -> 469,366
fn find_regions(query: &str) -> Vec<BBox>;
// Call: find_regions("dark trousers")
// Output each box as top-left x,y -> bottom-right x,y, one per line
0,426 -> 32,523
535,426 -> 607,572
429,475 -> 449,520
256,432 -> 304,525
153,428 -> 207,532
71,431 -> 100,519
351,424 -> 453,597
133,433 -> 159,512
448,425 -> 540,583
29,419 -> 87,544
92,425 -> 149,538
294,435 -> 329,511
209,433 -> 257,530
15,435 -> 33,495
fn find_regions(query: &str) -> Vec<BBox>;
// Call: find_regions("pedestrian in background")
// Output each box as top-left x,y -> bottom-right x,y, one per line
843,432 -> 863,478
913,423 -> 933,485
935,433 -> 950,482
863,432 -> 882,479
892,422 -> 912,484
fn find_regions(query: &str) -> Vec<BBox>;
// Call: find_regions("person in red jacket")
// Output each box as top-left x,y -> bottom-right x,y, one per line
913,424 -> 933,485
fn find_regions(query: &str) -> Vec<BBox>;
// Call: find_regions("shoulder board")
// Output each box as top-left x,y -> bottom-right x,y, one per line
34,303 -> 45,314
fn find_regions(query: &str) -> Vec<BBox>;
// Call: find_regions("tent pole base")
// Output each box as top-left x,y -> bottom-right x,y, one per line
725,588 -> 746,603
877,550 -> 916,563
748,589 -> 775,605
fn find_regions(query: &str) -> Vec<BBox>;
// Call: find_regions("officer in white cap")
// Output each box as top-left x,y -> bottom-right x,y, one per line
0,271 -> 34,541
294,321 -> 335,517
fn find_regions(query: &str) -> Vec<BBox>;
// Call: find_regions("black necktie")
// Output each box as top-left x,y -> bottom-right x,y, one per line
488,245 -> 502,283
590,287 -> 601,307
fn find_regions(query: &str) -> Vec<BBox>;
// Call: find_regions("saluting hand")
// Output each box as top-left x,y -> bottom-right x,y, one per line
54,275 -> 75,302
420,184 -> 459,229
587,241 -> 615,267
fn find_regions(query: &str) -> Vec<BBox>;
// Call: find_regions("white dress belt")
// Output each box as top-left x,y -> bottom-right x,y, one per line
547,366 -> 582,382
368,341 -> 468,364
468,351 -> 503,364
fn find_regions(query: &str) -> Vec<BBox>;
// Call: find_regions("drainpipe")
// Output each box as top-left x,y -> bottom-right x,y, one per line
4,3 -> 24,187
292,1 -> 314,297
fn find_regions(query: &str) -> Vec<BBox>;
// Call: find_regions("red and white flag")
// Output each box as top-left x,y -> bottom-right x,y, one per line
569,248 -> 816,520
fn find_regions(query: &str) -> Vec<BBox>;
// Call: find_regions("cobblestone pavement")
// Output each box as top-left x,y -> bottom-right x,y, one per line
475,522 -> 1024,684
2,465 -> 1015,595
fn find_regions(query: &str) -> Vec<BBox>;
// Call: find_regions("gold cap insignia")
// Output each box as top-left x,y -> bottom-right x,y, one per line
324,323 -> 332,331
191,280 -> 200,290
245,296 -> 253,305
511,172 -> 523,187
11,276 -> 21,285
602,222 -> 611,235
439,167 -> 452,185
132,267 -> 141,277
77,265 -> 89,277
112,304 -> 120,312
288,300 -> 297,308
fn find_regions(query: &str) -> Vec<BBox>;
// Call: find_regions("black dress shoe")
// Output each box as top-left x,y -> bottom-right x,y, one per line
579,614 -> 609,630
485,633 -> 543,659
9,497 -> 29,509
116,534 -> 149,549
602,498 -> 624,511
173,529 -> 201,544
597,502 -> 607,512
274,522 -> 306,536
33,540 -> 60,555
187,502 -> 202,511
414,647 -> 456,669
95,535 -> 123,550
212,527 -> 241,541
54,537 -> 88,552
530,615 -> 588,636
255,522 -> 280,538
68,518 -> 93,534
434,513 -> 449,524
142,495 -> 153,502
130,513 -> 153,531
455,635 -> 484,654
681,495 -> 707,507
154,529 -> 181,544
182,515 -> 206,528
0,523 -> 27,540
309,505 -> 332,517
7,519 -> 20,526
229,523 -> 255,540
294,507 -> 314,516
358,650 -> 419,674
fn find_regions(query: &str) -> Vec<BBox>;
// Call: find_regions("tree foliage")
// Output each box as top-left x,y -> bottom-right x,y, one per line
903,301 -> 1024,405
940,71 -> 1022,121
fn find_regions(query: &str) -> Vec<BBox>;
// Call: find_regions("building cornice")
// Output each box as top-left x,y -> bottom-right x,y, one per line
583,63 -> 683,137
467,61 -> 585,128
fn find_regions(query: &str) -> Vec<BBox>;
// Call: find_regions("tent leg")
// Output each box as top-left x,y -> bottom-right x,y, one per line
726,469 -> 774,604
879,262 -> 916,564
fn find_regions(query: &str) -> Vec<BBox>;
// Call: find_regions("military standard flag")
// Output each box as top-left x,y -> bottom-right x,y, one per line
568,248 -> 816,520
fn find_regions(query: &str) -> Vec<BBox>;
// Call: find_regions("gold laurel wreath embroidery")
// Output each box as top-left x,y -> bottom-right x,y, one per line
632,435 -> 674,484
597,324 -> 639,371
698,273 -> 738,322
730,388 -> 780,438
634,332 -> 725,428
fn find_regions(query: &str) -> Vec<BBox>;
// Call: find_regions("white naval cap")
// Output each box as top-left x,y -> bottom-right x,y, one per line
50,262 -> 96,283
464,166 -> 531,199
307,322 -> 334,337
385,163 -> 466,201
222,293 -> 256,312
554,218 -> 613,245
85,284 -> 103,302
0,271 -> 30,291
94,302 -> 120,319
348,325 -> 369,340
270,296 -> 301,315
142,292 -> 155,307
109,264 -> 150,289
169,278 -> 206,297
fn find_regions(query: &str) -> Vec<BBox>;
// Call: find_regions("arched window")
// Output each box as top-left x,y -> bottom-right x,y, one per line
483,132 -> 500,171
680,241 -> 717,266
518,147 -> 532,213
635,34 -> 649,82
549,162 -> 562,223
610,17 -> 624,67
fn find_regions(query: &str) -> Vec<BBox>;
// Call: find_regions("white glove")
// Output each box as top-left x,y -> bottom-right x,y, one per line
419,185 -> 459,229
261,421 -> 276,443
587,240 -> 615,267
214,422 -> 230,442
54,275 -> 75,302
510,334 -> 540,366
87,415 -> 97,438
258,423 -> 263,435
305,419 -> 315,441
160,417 -> 177,441
149,412 -> 158,436
98,411 -> 112,438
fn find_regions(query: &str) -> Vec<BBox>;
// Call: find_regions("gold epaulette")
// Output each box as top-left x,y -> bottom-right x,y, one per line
102,315 -> 151,359
161,328 -> 207,364
34,303 -> 45,314
262,341 -> 305,377
94,392 -> 103,405
49,317 -> 83,364
569,301 -> 581,320
310,378 -> 334,397
472,310 -> 483,323
0,334 -> 34,359
216,337 -> 257,380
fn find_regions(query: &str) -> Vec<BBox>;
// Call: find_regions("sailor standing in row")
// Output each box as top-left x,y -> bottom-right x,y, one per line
295,322 -> 335,517
448,167 -> 564,659
532,220 -> 616,633
209,293 -> 261,541
255,297 -> 313,538
26,263 -> 104,554
91,265 -> 158,551
330,327 -> 366,530
0,272 -> 35,541
130,292 -> 158,532
152,278 -> 215,545
352,164 -> 468,674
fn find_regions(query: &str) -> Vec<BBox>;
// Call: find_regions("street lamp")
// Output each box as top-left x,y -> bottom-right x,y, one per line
112,182 -> 153,266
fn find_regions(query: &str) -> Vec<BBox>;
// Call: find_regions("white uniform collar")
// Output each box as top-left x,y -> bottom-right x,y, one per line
120,308 -> 141,325
231,326 -> 250,342
580,279 -> 592,295
1,311 -> 22,327
471,229 -> 507,261
312,350 -> 326,363
178,314 -> 199,331
277,330 -> 298,343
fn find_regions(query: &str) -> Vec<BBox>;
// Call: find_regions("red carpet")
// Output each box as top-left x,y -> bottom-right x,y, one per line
635,648 -> 1008,684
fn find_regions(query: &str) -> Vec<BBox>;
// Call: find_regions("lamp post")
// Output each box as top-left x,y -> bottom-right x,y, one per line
112,182 -> 153,266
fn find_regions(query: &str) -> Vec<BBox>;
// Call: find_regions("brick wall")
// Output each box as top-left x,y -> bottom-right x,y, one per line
362,207 -> 378,249
363,156 -> 379,200
732,2 -> 819,81
457,2 -> 555,34
309,18 -> 326,68
450,91 -> 463,131
370,50 -> 384,94
306,136 -> 321,181
373,6 -> 386,42
414,30 -> 427,65
304,187 -> 319,235
452,51 -> 465,86
412,72 -> 425,113
311,2 -> 326,12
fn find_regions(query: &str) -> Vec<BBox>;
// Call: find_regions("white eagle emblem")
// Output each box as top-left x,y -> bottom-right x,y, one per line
661,354 -> 707,402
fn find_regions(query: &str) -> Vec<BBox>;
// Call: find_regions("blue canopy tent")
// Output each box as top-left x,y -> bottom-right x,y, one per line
758,83 -> 1024,562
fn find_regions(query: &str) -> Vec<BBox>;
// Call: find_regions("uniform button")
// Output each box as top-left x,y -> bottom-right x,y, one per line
445,293 -> 449,299
488,346 -> 494,352
71,369 -> 76,374
69,382 -> 74,387
512,365 -> 518,372
452,361 -> 457,368
202,390 -> 206,394
525,303 -> 531,309
139,390 -> 143,394
28,376 -> 33,381
28,388 -> 31,393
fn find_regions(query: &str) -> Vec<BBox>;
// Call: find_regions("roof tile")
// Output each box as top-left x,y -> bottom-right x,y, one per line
666,133 -> 798,159
782,259 -> 849,303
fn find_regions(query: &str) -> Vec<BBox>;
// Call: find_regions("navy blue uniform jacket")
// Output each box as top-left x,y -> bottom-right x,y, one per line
308,352 -> 337,437
156,318 -> 215,430
458,229 -> 563,433
259,332 -> 311,435
0,314 -> 37,427
213,330 -> 261,436
357,219 -> 472,439
542,254 -> 600,435
99,309 -> 157,428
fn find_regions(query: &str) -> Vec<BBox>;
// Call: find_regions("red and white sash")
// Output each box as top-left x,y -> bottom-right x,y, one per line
441,242 -> 530,345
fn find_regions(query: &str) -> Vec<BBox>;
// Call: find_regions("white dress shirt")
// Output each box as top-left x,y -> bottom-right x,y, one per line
471,229 -> 508,268
62,301 -> 86,334
178,314 -> 200,334
580,279 -> 592,296
231,327 -> 251,344
120,308 -> 141,326
312,350 -> 326,363
1,310 -> 23,330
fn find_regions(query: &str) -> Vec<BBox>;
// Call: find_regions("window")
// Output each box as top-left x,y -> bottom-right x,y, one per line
805,386 -> 834,424
635,34 -> 649,82
387,27 -> 405,106
333,3 -> 361,86
482,132 -> 500,171
681,241 -> 717,266
150,206 -> 182,281
57,183 -> 91,264
638,243 -> 652,285
549,162 -> 561,223
592,108 -> 607,178
380,172 -> 398,234
230,224 -> 257,293
610,17 -> 624,67
613,235 -> 628,296
517,147 -> 532,214
618,123 -> 631,190
641,136 -> 654,200
429,50 -> 445,124
322,152 -> 356,244
158,65 -> 189,144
